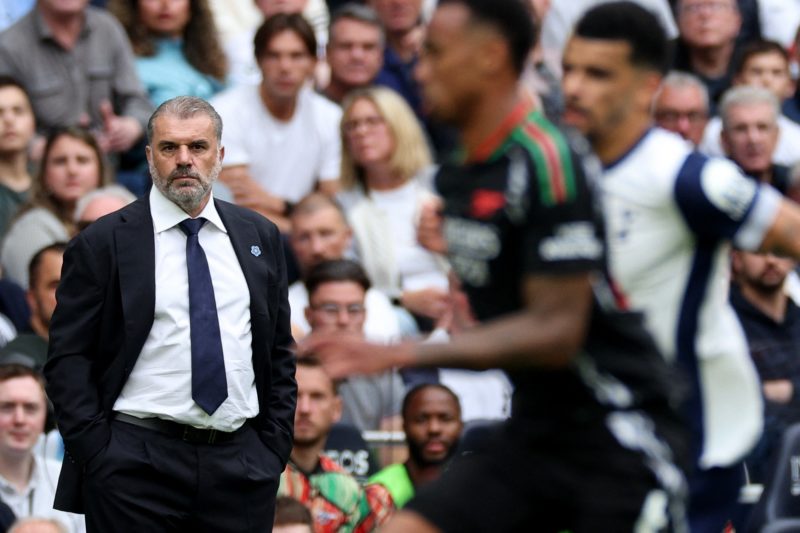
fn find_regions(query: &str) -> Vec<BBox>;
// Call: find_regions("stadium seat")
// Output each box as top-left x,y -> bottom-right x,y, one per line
746,423 -> 800,532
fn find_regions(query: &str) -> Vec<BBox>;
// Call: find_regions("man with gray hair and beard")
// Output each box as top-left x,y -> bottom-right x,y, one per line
44,96 -> 296,532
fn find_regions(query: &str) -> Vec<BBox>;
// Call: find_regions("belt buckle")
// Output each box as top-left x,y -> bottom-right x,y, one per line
181,425 -> 218,444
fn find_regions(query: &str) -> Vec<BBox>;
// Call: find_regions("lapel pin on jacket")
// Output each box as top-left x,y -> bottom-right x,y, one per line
250,245 -> 262,257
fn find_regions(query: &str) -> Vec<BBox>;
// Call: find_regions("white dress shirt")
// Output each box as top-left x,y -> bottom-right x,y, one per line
114,187 -> 259,431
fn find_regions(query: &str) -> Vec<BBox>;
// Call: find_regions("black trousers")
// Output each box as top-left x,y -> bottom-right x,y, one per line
82,418 -> 281,532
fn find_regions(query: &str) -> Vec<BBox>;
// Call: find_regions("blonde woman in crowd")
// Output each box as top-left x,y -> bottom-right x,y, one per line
337,86 -> 449,332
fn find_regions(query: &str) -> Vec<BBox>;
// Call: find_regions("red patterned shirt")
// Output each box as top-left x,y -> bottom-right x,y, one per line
279,454 -> 394,533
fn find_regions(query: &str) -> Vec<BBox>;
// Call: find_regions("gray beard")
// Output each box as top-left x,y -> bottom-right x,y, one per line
149,159 -> 221,214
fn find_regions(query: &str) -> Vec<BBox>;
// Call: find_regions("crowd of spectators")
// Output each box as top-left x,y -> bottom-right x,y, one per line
1,0 -> 800,530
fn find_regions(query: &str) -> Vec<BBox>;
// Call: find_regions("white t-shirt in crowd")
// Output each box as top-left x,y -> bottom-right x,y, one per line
211,84 -> 342,202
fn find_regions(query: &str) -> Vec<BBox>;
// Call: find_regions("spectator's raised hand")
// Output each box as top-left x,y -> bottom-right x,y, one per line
97,100 -> 142,153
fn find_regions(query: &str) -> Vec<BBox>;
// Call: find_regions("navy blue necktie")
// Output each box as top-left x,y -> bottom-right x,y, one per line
179,218 -> 228,415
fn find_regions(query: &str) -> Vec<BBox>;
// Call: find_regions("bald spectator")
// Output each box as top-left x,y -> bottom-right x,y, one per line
653,71 -> 710,146
322,3 -> 385,105
0,0 -> 152,155
73,185 -> 136,231
672,0 -> 743,112
700,40 -> 800,167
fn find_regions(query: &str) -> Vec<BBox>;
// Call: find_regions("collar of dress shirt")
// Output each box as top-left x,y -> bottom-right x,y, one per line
149,184 -> 227,234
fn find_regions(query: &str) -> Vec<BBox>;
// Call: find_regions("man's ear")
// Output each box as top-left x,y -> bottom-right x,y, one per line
219,145 -> 225,164
145,144 -> 152,166
478,34 -> 511,78
24,290 -> 36,316
637,71 -> 663,112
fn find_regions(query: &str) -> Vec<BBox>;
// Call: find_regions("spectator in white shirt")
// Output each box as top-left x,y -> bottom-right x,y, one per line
0,365 -> 83,532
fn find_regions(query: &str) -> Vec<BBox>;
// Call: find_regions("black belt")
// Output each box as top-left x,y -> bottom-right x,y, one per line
113,412 -> 244,445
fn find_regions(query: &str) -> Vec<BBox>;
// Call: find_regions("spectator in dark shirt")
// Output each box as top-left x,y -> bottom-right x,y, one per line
671,0 -> 743,113
322,3 -> 385,105
371,0 -> 424,117
0,243 -> 65,370
731,248 -> 800,482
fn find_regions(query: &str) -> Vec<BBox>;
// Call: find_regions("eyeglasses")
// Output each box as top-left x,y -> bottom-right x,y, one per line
310,303 -> 366,319
342,115 -> 385,134
654,110 -> 708,125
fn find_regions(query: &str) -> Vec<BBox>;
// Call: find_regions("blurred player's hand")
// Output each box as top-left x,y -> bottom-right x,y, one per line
299,334 -> 415,379
400,287 -> 450,320
418,196 -> 448,254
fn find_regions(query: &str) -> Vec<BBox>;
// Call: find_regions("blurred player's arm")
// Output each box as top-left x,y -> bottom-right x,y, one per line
760,198 -> 800,258
412,272 -> 593,369
304,272 -> 593,378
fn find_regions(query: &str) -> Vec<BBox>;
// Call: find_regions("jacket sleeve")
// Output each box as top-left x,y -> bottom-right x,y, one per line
259,225 -> 297,466
44,232 -> 111,465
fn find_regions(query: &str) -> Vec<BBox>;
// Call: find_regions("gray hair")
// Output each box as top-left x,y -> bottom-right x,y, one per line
719,85 -> 780,129
146,96 -> 223,144
653,70 -> 710,113
73,184 -> 137,222
329,3 -> 385,47
8,517 -> 69,533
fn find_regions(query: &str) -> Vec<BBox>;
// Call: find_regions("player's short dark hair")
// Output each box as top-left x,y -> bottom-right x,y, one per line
733,39 -> 790,76
401,383 -> 461,420
28,242 -> 67,289
304,259 -> 371,298
574,1 -> 670,75
254,13 -> 317,60
274,496 -> 314,528
438,0 -> 536,76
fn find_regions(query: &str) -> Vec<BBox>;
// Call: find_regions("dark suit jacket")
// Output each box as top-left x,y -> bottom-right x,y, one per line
43,196 -> 297,513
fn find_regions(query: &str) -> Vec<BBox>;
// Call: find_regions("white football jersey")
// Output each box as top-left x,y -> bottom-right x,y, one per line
602,127 -> 782,469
